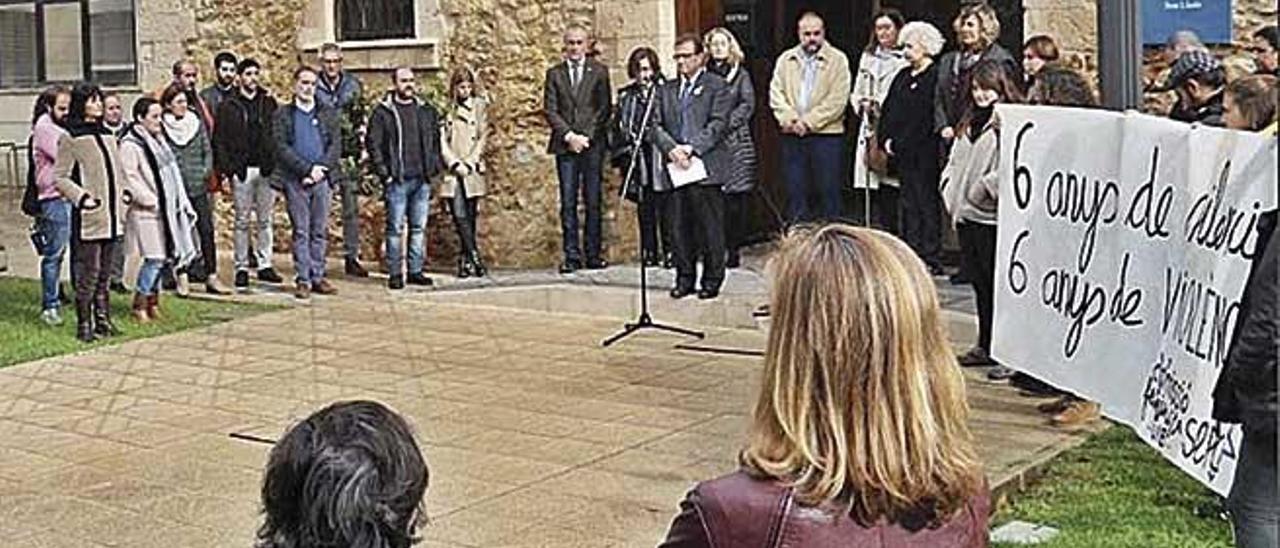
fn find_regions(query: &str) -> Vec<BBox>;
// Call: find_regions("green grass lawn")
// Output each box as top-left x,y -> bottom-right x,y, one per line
993,426 -> 1234,548
0,276 -> 277,368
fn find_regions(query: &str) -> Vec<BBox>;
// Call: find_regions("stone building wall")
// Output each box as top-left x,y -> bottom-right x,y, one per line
176,0 -> 673,270
434,0 -> 675,268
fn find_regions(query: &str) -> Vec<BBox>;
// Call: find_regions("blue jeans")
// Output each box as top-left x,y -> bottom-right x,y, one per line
136,258 -> 164,295
555,147 -> 604,262
384,177 -> 430,277
38,199 -> 72,310
283,178 -> 333,284
781,134 -> 845,223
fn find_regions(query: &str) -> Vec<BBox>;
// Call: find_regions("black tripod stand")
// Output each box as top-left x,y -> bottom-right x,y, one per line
603,83 -> 704,347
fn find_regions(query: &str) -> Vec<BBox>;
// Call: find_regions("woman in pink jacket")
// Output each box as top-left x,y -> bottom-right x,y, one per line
118,97 -> 199,322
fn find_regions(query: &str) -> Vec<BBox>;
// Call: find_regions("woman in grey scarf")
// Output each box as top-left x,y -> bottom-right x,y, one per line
119,97 -> 199,320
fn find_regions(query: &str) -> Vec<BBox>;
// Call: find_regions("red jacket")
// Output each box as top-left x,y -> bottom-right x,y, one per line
658,471 -> 991,548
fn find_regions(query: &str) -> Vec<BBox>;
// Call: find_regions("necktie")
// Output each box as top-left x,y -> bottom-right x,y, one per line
679,78 -> 692,102
571,62 -> 581,89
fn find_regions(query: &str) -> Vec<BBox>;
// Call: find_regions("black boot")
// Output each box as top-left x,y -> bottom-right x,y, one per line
75,300 -> 96,343
469,251 -> 487,278
93,293 -> 121,337
457,257 -> 474,279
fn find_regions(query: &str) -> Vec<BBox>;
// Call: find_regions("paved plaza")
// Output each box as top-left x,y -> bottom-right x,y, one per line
0,191 -> 1103,546
0,267 -> 1102,547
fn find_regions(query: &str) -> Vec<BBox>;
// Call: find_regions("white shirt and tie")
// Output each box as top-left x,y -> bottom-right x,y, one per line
564,58 -> 588,148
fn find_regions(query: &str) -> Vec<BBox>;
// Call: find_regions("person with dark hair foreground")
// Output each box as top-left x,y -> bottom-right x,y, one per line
257,400 -> 430,548
658,225 -> 988,547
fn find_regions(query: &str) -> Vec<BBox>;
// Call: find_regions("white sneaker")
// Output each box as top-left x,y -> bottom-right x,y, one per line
40,308 -> 63,326
175,273 -> 191,298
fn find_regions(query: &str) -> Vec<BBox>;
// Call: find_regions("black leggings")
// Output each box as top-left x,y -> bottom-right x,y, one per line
448,194 -> 480,257
957,222 -> 997,352
72,236 -> 117,320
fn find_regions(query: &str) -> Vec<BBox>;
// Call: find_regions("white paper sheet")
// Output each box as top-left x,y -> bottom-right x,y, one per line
666,157 -> 708,188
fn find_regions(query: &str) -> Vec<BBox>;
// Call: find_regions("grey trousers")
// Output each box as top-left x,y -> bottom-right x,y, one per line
233,167 -> 275,273
339,175 -> 360,260
1228,432 -> 1278,548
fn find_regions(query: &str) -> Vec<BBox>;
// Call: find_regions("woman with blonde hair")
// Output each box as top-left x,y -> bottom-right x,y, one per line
440,66 -> 489,277
935,2 -> 1019,143
704,27 -> 758,268
659,225 -> 990,547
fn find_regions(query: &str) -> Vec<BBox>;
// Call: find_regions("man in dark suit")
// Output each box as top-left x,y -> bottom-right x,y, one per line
649,33 -> 732,300
544,25 -> 613,274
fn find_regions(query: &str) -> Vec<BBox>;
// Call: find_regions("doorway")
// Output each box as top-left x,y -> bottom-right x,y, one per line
673,0 -> 1022,240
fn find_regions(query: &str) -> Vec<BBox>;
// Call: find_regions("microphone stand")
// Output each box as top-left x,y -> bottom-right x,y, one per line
603,82 -> 705,347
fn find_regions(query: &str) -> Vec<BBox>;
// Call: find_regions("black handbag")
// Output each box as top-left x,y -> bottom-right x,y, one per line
21,136 -> 42,217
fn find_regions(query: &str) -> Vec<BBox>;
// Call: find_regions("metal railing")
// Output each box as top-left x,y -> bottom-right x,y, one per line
0,140 -> 30,205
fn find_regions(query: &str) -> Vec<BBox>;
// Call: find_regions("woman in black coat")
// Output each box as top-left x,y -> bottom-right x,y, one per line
611,47 -> 670,267
705,27 -> 757,269
880,21 -> 946,274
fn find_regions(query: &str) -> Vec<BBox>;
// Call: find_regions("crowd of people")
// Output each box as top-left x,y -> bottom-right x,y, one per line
12,3 -> 1275,547
22,45 -> 493,339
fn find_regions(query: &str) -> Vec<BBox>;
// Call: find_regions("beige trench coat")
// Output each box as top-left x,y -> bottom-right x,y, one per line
439,97 -> 489,199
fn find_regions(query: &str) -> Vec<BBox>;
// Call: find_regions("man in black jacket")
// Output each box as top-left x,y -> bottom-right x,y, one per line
649,33 -> 732,300
1214,210 -> 1278,548
544,25 -> 612,273
273,65 -> 341,299
215,58 -> 283,289
366,67 -> 444,290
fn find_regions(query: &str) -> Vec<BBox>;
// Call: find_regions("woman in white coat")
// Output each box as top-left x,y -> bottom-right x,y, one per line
440,67 -> 490,278
851,8 -> 909,230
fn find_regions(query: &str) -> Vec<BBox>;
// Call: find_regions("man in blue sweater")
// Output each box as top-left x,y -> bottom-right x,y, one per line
273,66 -> 342,299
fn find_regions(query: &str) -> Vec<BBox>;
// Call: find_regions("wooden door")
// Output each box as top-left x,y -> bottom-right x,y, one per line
676,0 -> 724,35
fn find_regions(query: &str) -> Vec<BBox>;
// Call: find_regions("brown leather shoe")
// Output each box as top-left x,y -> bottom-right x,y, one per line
1051,400 -> 1101,427
146,294 -> 161,320
294,281 -> 312,300
312,279 -> 338,295
131,293 -> 152,324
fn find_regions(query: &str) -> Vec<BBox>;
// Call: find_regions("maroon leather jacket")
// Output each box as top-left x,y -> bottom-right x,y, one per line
658,471 -> 991,548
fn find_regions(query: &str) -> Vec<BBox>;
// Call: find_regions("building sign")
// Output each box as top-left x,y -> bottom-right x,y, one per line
1142,0 -> 1234,45
992,104 -> 1277,495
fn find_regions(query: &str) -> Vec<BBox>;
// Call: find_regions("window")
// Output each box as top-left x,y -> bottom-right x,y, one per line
0,0 -> 136,89
336,0 -> 413,42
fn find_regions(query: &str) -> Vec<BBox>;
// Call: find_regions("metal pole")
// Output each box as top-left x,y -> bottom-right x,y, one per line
1098,0 -> 1143,111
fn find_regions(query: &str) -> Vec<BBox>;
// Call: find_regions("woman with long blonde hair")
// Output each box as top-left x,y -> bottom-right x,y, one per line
659,225 -> 990,547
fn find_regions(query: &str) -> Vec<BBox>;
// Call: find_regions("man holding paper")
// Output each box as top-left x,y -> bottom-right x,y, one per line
649,33 -> 732,300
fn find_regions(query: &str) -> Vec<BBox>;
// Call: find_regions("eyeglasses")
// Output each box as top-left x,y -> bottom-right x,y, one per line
322,57 -> 343,64
673,53 -> 695,60
566,39 -> 585,45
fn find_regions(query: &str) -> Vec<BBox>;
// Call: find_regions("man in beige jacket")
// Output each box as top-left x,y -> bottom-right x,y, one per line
769,11 -> 851,223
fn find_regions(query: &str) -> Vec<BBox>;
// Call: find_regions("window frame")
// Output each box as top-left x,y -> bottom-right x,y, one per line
334,0 -> 416,43
0,0 -> 138,89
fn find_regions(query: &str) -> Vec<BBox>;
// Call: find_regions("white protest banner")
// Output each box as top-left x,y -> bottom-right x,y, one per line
992,104 -> 1277,495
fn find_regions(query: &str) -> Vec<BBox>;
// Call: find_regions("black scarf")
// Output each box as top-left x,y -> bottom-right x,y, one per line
708,59 -> 731,78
